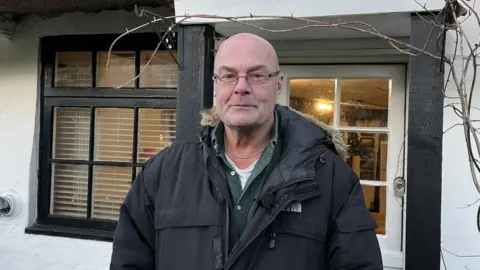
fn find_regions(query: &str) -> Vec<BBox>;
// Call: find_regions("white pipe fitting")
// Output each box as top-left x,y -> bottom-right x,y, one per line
0,190 -> 21,219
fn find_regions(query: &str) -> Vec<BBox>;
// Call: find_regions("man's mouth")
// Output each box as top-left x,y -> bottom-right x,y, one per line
231,104 -> 255,108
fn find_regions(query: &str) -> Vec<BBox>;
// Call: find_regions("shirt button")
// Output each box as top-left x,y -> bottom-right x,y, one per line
230,171 -> 235,176
237,205 -> 242,211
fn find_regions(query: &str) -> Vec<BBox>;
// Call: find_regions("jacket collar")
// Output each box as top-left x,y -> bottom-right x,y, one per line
199,104 -> 348,161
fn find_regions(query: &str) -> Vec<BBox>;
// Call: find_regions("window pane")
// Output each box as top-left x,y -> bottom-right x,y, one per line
289,79 -> 335,126
53,107 -> 90,160
344,132 -> 388,181
55,52 -> 92,87
137,109 -> 176,163
96,51 -> 136,88
140,50 -> 178,88
340,78 -> 389,127
361,185 -> 386,235
50,163 -> 88,218
94,108 -> 134,162
92,166 -> 131,220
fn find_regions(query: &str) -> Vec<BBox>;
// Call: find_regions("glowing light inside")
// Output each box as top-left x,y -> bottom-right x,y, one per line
316,102 -> 333,111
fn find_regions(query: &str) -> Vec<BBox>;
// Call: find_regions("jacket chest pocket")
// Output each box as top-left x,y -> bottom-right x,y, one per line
272,211 -> 327,242
258,212 -> 328,269
154,203 -> 225,270
155,203 -> 223,229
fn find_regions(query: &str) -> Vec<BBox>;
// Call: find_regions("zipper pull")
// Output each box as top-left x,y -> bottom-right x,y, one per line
269,232 -> 276,249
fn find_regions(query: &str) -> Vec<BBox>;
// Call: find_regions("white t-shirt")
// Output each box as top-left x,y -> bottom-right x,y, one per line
225,155 -> 258,189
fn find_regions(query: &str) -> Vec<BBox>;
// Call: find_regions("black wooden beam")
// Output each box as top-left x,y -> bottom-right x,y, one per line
0,0 -> 169,14
405,12 -> 445,270
176,24 -> 215,142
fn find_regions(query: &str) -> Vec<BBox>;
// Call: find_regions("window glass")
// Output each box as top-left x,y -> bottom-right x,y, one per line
137,108 -> 177,163
92,166 -> 131,220
55,52 -> 92,87
96,51 -> 136,88
53,107 -> 90,160
50,164 -> 89,218
289,79 -> 335,126
94,108 -> 134,162
140,50 -> 178,88
340,78 -> 390,128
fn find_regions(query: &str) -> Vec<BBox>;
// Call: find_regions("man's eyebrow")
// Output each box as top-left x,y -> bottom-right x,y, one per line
247,65 -> 268,72
217,66 -> 236,73
216,65 -> 269,73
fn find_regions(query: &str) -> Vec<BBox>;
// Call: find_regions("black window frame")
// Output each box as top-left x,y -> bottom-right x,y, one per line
26,32 -> 178,240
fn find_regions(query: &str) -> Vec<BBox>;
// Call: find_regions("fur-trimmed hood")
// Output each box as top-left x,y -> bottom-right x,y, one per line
200,105 -> 349,161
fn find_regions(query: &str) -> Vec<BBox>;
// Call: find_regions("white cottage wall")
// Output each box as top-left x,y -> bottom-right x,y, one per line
441,6 -> 480,269
0,7 -> 172,270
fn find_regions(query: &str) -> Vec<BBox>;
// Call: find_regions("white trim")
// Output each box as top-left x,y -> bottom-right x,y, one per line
360,180 -> 388,187
382,250 -> 404,269
337,127 -> 389,133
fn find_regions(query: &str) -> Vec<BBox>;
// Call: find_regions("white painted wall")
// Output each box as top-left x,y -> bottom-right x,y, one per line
441,6 -> 480,270
0,7 -> 172,270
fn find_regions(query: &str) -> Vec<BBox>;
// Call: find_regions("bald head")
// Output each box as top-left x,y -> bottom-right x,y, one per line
215,33 -> 279,72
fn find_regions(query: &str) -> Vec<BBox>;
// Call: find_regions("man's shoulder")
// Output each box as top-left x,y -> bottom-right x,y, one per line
142,141 -> 202,172
137,141 -> 203,197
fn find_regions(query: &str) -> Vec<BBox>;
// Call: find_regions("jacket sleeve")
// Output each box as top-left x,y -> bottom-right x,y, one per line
110,167 -> 156,270
326,160 -> 383,269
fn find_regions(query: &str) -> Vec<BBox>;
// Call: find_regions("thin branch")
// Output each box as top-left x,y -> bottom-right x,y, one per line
444,123 -> 464,134
413,0 -> 447,28
116,40 -> 161,89
414,0 -> 441,18
443,248 -> 480,258
445,103 -> 480,112
114,10 -> 444,60
458,197 -> 480,209
441,249 -> 448,270
459,0 -> 480,27
450,1 -> 480,194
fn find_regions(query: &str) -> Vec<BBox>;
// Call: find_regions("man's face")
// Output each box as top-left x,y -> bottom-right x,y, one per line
213,34 -> 283,128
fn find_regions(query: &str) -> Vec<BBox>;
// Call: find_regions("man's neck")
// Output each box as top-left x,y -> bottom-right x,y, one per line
224,117 -> 274,156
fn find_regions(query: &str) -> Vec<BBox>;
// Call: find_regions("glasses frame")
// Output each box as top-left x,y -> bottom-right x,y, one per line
212,70 -> 281,86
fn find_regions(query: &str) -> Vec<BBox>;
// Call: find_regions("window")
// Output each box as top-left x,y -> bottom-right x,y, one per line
35,33 -> 178,236
279,65 -> 406,263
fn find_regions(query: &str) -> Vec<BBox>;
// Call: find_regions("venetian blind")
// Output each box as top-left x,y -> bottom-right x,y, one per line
94,108 -> 134,162
51,108 -> 90,217
51,164 -> 89,217
137,108 -> 176,163
50,107 -> 177,220
92,166 -> 131,220
52,107 -> 90,160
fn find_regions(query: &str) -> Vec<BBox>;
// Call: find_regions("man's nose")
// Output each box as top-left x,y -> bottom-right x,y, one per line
233,76 -> 250,95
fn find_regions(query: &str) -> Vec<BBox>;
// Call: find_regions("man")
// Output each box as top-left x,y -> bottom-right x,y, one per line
110,33 -> 383,269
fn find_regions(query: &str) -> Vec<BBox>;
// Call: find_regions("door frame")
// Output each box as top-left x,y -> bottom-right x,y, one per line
278,64 -> 407,269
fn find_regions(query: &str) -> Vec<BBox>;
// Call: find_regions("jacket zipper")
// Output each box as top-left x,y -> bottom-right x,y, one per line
224,195 -> 295,269
224,202 -> 230,264
224,176 -> 315,269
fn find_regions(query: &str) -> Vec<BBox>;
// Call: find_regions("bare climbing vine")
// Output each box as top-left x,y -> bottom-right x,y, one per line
107,0 -> 480,240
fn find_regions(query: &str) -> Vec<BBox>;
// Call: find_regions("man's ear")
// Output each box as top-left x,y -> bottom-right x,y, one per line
276,74 -> 284,95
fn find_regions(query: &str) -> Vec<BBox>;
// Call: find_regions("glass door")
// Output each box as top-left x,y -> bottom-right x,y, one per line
278,65 -> 406,269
